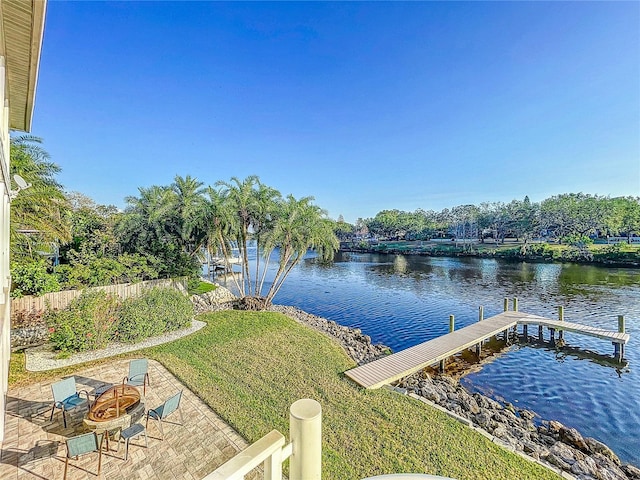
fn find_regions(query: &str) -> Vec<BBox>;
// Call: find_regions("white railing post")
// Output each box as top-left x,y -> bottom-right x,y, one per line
289,398 -> 322,480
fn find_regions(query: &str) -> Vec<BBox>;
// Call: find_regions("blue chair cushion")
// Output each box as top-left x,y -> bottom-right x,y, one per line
59,394 -> 85,410
147,406 -> 164,420
126,375 -> 146,386
121,423 -> 145,440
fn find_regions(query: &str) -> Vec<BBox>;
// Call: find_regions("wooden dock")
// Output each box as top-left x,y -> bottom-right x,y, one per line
345,307 -> 630,390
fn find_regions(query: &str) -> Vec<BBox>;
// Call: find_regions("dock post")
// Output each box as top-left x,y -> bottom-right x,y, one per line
538,325 -> 543,342
615,315 -> 625,361
513,297 -> 518,312
503,298 -> 509,312
549,328 -> 556,346
476,307 -> 483,355
558,306 -> 564,342
449,315 -> 455,333
523,324 -> 528,342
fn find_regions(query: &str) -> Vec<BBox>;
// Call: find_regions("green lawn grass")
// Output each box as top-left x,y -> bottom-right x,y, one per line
9,310 -> 561,479
145,311 -> 560,480
188,280 -> 218,295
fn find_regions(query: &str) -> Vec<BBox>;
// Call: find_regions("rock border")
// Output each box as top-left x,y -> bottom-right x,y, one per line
24,319 -> 206,372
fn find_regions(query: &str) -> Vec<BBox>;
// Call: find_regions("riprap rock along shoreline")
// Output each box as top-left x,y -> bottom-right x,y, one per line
193,289 -> 639,480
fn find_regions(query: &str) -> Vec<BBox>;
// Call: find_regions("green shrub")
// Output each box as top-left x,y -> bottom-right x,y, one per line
558,246 -> 594,262
45,290 -> 119,353
117,287 -> 192,343
10,260 -> 60,298
562,234 -> 594,246
527,243 -> 554,258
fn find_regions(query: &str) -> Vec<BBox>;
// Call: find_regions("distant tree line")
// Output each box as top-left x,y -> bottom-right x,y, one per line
334,195 -> 640,246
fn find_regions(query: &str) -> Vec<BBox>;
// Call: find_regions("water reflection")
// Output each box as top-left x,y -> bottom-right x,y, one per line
272,253 -> 640,465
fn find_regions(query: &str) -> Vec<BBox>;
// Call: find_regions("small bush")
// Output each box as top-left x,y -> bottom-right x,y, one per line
45,290 -> 119,353
558,246 -> 594,262
118,287 -> 193,343
11,260 -> 60,297
527,243 -> 554,258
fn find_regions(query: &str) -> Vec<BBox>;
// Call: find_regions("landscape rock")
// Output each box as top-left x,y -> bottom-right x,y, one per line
622,464 -> 640,479
571,456 -> 600,478
585,437 -> 621,465
561,427 -> 589,452
191,285 -> 237,313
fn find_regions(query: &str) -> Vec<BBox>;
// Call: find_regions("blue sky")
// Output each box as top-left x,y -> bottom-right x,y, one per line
32,1 -> 639,223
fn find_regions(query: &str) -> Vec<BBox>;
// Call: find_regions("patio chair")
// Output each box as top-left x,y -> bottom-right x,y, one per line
63,432 -> 103,479
146,390 -> 184,439
117,422 -> 148,460
123,358 -> 150,395
49,377 -> 90,428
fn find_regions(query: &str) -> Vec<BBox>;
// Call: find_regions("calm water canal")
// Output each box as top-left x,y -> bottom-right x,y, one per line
261,252 -> 640,465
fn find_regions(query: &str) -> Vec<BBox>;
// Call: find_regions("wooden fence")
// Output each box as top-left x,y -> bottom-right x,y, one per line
11,277 -> 188,321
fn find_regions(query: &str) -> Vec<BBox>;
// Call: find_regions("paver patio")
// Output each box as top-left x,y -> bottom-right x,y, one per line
0,359 -> 262,479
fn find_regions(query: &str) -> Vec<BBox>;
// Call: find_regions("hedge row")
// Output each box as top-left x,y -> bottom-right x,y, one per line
44,287 -> 193,354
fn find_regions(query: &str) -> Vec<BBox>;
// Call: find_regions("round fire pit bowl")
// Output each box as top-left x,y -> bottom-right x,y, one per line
87,384 -> 141,422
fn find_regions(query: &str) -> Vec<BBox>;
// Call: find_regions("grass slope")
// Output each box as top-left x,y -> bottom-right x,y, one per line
147,311 -> 560,480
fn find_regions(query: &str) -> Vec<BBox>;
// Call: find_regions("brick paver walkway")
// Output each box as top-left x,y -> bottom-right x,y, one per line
0,359 -> 262,479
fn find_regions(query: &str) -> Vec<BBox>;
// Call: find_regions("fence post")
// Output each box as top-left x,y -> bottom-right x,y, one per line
289,399 -> 322,480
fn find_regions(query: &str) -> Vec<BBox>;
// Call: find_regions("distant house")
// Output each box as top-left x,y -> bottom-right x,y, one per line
0,0 -> 47,443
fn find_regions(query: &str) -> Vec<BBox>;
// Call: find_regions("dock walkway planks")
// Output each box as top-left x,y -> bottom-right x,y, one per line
345,311 -> 630,389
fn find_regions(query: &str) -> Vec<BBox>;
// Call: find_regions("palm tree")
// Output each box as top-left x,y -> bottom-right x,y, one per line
202,186 -> 243,293
170,175 -> 207,257
251,182 -> 281,296
215,175 -> 261,296
262,195 -> 338,304
212,176 -> 337,307
9,135 -> 70,262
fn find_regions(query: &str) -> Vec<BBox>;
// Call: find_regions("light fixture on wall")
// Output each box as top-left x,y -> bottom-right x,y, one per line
9,174 -> 32,199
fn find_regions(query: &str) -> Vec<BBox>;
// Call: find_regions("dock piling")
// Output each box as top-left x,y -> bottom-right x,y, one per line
558,306 -> 564,342
513,297 -> 518,312
615,315 -> 626,361
503,298 -> 509,312
476,307 -> 484,355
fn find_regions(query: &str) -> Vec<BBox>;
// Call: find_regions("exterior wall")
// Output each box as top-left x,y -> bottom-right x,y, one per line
0,55 -> 11,442
0,1 -> 47,444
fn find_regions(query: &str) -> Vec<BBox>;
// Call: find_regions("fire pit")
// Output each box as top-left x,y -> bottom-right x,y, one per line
84,385 -> 144,439
87,384 -> 141,422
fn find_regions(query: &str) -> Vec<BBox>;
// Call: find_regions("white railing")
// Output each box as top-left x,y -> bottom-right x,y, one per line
204,399 -> 322,480
204,429 -> 288,480
206,399 -> 458,480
